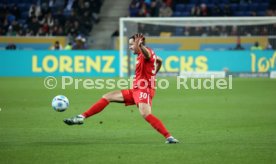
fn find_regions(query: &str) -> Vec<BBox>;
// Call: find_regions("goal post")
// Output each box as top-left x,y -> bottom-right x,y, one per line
119,17 -> 276,77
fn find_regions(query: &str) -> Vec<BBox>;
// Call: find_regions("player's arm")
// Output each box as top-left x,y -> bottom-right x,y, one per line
156,56 -> 162,74
139,45 -> 151,60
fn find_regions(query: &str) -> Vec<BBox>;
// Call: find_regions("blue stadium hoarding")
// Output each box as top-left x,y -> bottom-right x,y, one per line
156,50 -> 276,73
0,50 -> 275,77
0,51 -> 120,77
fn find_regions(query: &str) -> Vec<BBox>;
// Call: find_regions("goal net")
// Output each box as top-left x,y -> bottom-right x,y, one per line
119,17 -> 276,77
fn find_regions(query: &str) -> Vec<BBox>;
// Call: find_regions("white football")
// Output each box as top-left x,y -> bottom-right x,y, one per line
52,95 -> 69,112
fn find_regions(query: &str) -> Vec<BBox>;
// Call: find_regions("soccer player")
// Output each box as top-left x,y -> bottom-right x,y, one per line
64,33 -> 179,144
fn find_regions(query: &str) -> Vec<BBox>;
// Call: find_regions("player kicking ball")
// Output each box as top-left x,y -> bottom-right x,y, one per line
64,33 -> 179,144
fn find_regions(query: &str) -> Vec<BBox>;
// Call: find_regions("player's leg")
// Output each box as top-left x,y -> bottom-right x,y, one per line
82,90 -> 124,118
138,103 -> 179,144
64,90 -> 124,125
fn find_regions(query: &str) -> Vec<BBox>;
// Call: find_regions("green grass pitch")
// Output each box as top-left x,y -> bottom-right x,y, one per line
0,77 -> 276,164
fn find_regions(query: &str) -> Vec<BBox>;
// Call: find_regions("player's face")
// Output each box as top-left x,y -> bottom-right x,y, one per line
129,38 -> 138,54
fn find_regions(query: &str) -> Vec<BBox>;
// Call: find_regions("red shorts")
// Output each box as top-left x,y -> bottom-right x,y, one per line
121,88 -> 155,107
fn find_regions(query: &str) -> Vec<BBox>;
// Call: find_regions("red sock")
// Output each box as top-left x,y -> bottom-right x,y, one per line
145,114 -> 171,138
82,98 -> 109,118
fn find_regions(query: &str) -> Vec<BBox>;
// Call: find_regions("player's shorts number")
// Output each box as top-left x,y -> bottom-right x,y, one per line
139,92 -> 148,99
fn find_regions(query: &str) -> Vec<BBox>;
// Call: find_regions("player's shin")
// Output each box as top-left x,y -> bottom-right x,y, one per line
82,98 -> 109,118
145,114 -> 171,138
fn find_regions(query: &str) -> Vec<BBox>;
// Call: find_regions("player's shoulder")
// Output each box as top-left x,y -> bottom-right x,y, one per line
146,47 -> 155,54
145,47 -> 156,59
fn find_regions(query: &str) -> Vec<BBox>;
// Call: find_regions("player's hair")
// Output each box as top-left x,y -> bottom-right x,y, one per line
129,33 -> 145,45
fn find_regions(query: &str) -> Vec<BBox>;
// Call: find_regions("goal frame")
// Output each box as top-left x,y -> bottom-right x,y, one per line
119,17 -> 276,77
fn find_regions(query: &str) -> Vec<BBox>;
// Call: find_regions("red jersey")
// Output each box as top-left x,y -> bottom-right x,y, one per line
133,47 -> 157,89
